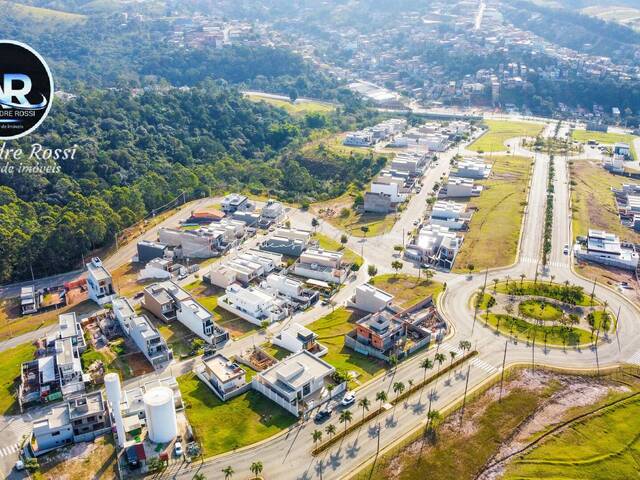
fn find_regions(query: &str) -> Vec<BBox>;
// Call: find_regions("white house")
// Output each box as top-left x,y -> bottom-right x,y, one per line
264,273 -> 319,307
218,284 -> 288,326
574,229 -> 639,270
86,258 -> 116,306
343,131 -> 373,147
292,248 -> 347,284
272,322 -> 327,356
252,350 -> 336,417
406,224 -> 463,270
260,199 -> 285,226
349,284 -> 394,313
371,175 -> 407,203
441,177 -> 483,198
129,315 -> 173,367
196,354 -> 248,401
430,200 -> 470,230
454,159 -> 491,179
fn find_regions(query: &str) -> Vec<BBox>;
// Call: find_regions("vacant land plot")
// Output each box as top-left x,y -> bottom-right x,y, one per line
571,129 -> 638,159
469,120 -> 544,153
504,394 -> 640,479
244,93 -> 335,116
355,370 -> 633,480
0,298 -> 94,342
369,274 -> 444,308
307,307 -> 383,386
570,160 -> 640,243
312,189 -> 397,237
35,436 -> 116,480
314,233 -> 364,267
453,155 -> 533,272
0,342 -> 36,414
177,372 -> 295,457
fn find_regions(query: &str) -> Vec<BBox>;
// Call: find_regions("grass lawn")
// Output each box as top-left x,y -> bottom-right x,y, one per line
571,129 -> 638,159
178,372 -> 295,456
473,293 -> 495,310
484,313 -> 593,346
518,299 -> 563,321
453,155 -> 533,272
0,342 -> 36,414
314,233 -> 364,267
244,93 -> 335,116
369,274 -> 444,308
307,307 -> 384,386
469,120 -> 545,152
495,280 -> 596,307
312,187 -> 397,238
504,395 -> 640,479
261,343 -> 291,361
570,160 -> 640,243
184,280 -> 258,339
364,381 -> 556,480
0,299 -> 95,342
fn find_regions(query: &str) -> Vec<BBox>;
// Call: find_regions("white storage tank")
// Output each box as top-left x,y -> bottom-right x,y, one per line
143,386 -> 177,444
104,373 -> 126,448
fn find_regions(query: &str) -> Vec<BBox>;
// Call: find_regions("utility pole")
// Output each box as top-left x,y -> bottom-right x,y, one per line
459,363 -> 472,429
376,421 -> 381,455
615,305 -> 621,351
499,340 -> 508,402
483,268 -> 488,292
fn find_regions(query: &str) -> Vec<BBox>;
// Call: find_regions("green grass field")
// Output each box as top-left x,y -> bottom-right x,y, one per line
178,372 -> 295,457
468,120 -> 545,152
307,307 -> 384,386
570,161 -> 640,243
571,129 -> 638,159
314,233 -> 364,267
453,155 -> 532,272
518,299 -> 563,321
244,93 -> 335,116
2,1 -> 86,23
0,342 -> 36,415
484,313 -> 593,346
504,395 -> 640,479
369,274 -> 443,309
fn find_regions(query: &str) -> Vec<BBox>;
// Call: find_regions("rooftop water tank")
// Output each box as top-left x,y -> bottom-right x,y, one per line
143,386 -> 177,444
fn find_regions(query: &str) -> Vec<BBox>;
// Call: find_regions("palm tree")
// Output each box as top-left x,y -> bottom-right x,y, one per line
392,381 -> 405,403
358,397 -> 371,420
424,268 -> 434,285
420,358 -> 434,387
376,390 -> 388,410
550,274 -> 555,285
195,473 -> 208,480
408,379 -> 414,390
492,278 -> 499,293
250,461 -> 263,479
391,260 -> 403,276
458,340 -> 472,353
426,409 -> 441,432
312,429 -> 322,445
505,274 -> 510,288
221,466 -> 234,480
339,410 -> 353,433
327,383 -> 335,399
434,353 -> 446,374
520,273 -> 526,286
449,350 -> 457,374
325,424 -> 336,439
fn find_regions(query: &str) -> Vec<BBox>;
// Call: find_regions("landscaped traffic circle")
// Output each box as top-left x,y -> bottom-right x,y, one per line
471,279 -> 614,347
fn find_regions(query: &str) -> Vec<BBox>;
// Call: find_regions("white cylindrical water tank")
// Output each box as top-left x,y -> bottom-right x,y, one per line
104,373 -> 126,448
143,386 -> 177,444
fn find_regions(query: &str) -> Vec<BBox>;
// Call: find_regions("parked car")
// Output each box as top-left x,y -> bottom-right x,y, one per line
14,460 -> 24,471
341,392 -> 356,407
314,406 -> 333,422
563,244 -> 569,255
174,441 -> 183,457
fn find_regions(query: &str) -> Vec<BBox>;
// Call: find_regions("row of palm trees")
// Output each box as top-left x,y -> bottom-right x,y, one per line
190,461 -> 263,480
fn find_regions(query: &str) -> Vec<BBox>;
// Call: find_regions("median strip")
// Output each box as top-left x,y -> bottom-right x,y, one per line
311,350 -> 479,455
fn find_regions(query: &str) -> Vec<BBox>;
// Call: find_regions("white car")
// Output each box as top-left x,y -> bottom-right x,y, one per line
341,392 -> 356,407
174,441 -> 183,457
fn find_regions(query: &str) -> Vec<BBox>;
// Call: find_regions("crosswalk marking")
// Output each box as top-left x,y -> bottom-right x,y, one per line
438,342 -> 498,374
0,444 -> 19,457
628,350 -> 640,365
519,256 -> 568,269
520,256 -> 538,264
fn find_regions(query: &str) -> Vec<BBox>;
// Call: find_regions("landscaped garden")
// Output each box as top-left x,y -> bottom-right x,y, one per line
473,279 -> 613,347
177,372 -> 295,457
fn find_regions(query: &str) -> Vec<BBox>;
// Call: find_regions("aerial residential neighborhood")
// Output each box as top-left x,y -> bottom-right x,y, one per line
0,1 -> 639,480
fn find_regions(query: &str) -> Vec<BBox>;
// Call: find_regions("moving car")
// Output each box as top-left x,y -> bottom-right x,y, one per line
563,244 -> 569,255
314,406 -> 333,422
341,392 -> 356,407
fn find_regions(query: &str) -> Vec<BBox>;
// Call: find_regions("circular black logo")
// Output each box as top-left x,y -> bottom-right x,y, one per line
0,40 -> 53,140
